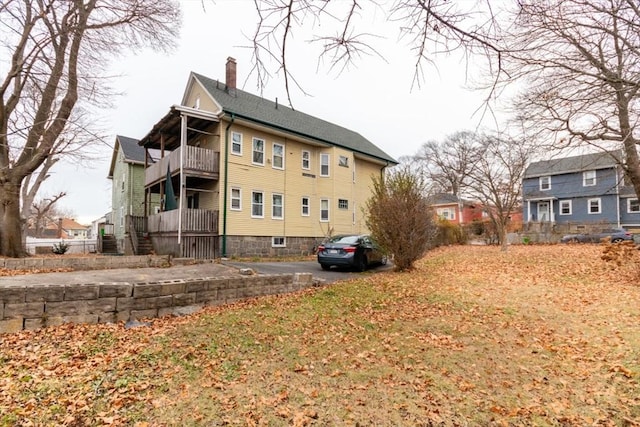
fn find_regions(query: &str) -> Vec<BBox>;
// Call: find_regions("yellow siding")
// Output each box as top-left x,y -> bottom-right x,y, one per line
217,122 -> 384,238
184,81 -> 220,114
179,82 -> 387,240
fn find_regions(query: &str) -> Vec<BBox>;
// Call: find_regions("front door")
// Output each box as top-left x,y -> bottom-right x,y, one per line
537,201 -> 550,222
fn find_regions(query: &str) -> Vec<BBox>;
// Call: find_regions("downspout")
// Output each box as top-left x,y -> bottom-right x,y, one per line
222,113 -> 235,257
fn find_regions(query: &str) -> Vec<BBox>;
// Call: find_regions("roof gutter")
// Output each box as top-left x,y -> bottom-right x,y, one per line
222,113 -> 235,257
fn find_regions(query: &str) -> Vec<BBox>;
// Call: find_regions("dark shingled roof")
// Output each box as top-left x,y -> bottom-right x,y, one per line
117,135 -> 145,164
524,150 -> 622,178
193,72 -> 397,165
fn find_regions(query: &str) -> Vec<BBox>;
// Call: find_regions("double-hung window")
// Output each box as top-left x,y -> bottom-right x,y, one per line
583,170 -> 596,186
272,193 -> 284,219
252,138 -> 265,165
230,188 -> 241,210
320,153 -> 330,177
588,198 -> 601,214
272,143 -> 284,169
301,197 -> 310,216
231,132 -> 243,156
320,198 -> 329,221
252,191 -> 264,217
628,198 -> 640,213
559,200 -> 572,215
539,176 -> 551,191
301,150 -> 310,170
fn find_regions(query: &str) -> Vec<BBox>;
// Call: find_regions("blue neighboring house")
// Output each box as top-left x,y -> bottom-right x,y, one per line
522,150 -> 640,229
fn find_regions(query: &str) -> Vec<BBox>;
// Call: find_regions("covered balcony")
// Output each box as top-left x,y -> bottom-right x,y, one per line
145,145 -> 220,187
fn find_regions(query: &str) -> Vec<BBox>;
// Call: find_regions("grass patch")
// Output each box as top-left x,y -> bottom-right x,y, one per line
1,245 -> 639,425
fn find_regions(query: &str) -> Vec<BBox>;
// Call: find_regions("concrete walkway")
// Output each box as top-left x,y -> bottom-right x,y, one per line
0,262 -> 241,286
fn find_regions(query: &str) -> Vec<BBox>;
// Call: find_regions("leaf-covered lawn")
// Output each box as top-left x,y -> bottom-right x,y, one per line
1,245 -> 639,426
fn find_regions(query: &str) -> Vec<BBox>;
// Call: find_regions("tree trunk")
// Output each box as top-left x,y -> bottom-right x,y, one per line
499,225 -> 508,252
0,181 -> 27,257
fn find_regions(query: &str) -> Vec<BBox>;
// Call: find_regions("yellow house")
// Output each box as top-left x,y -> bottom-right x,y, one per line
138,57 -> 396,258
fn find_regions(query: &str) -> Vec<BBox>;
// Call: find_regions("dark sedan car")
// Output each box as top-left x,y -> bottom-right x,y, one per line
561,227 -> 634,243
317,234 -> 387,271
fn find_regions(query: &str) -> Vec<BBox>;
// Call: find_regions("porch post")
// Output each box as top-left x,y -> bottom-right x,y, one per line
178,114 -> 187,250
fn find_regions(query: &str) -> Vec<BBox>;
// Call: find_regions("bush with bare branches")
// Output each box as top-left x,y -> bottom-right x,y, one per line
365,166 -> 437,271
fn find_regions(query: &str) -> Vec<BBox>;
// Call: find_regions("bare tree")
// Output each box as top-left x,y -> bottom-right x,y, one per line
366,165 -> 437,271
28,194 -> 68,238
499,0 -> 640,199
467,133 -> 530,251
243,0 -> 502,106
414,131 -> 483,197
0,0 -> 180,257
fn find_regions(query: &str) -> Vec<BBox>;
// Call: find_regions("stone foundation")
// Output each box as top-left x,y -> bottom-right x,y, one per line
224,236 -> 320,257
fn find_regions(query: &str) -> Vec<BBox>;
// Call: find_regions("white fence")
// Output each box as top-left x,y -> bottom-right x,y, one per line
25,237 -> 98,255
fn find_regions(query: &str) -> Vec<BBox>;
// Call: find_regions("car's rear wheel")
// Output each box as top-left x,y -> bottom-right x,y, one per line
356,255 -> 367,272
320,263 -> 331,271
611,238 -> 624,243
569,238 -> 579,243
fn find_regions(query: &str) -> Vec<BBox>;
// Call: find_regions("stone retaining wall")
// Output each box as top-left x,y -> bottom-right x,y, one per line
0,255 -> 171,271
0,273 -> 313,333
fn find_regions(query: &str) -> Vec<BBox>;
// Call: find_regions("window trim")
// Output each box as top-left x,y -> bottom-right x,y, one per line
252,137 -> 265,166
588,197 -> 601,214
627,198 -> 640,213
301,150 -> 311,170
301,196 -> 310,216
272,193 -> 284,220
231,132 -> 243,156
272,236 -> 286,247
436,207 -> 456,220
539,176 -> 551,191
251,190 -> 264,218
320,198 -> 330,222
559,200 -> 572,216
320,153 -> 330,177
230,187 -> 242,211
272,142 -> 285,170
583,170 -> 596,186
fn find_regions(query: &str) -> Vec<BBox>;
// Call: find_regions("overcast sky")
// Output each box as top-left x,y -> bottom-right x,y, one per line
43,0 -> 500,225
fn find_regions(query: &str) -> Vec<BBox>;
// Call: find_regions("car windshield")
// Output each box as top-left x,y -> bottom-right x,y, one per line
328,235 -> 360,244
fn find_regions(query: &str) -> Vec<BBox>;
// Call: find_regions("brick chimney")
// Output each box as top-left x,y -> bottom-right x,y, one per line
225,57 -> 236,93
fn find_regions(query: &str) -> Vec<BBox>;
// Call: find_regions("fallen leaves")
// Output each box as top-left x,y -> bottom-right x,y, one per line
1,245 -> 640,425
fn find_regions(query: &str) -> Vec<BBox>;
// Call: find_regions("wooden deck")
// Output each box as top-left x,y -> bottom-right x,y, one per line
145,146 -> 220,187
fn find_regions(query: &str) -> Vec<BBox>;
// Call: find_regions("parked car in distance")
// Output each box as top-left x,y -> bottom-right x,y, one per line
317,234 -> 387,271
561,227 -> 634,244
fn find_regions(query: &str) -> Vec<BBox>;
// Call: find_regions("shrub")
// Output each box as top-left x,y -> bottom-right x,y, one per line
366,166 -> 437,271
434,219 -> 467,246
52,241 -> 69,255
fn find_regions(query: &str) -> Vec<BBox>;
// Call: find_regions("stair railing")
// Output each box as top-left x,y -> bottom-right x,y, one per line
126,215 -> 139,255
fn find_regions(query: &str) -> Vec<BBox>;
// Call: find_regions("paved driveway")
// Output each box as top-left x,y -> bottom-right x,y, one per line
223,260 -> 393,284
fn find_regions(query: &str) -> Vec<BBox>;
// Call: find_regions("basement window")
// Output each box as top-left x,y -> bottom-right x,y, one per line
272,237 -> 286,247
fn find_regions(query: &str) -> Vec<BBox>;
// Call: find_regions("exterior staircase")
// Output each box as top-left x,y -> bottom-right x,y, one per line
101,234 -> 119,255
135,232 -> 154,255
